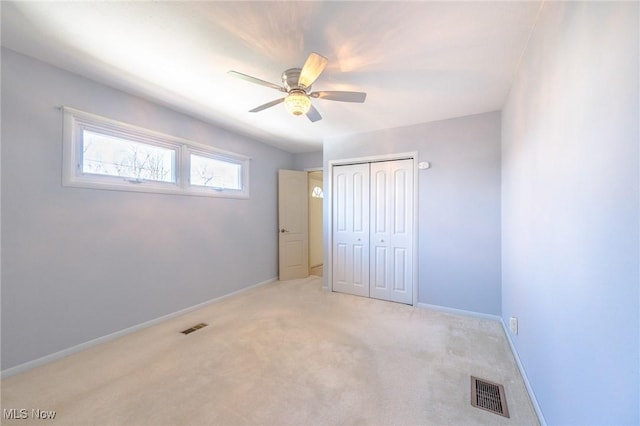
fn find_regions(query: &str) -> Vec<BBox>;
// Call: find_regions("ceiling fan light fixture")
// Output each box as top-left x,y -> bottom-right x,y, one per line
284,90 -> 311,116
229,52 -> 366,122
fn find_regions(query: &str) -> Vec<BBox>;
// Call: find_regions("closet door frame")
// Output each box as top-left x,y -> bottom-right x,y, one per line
327,152 -> 419,306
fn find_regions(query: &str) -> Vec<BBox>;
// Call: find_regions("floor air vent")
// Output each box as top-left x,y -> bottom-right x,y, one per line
181,323 -> 207,335
471,376 -> 509,418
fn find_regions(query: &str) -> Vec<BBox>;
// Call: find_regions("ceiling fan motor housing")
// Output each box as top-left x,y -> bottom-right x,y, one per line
282,68 -> 308,91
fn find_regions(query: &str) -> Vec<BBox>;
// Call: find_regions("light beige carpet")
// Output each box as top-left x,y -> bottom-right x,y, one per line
1,277 -> 538,425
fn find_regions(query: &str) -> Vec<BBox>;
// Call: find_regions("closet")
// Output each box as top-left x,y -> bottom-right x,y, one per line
332,159 -> 414,304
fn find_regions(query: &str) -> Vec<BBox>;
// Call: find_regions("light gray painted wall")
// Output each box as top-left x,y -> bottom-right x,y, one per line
324,112 -> 502,315
1,48 -> 293,370
292,151 -> 323,171
501,2 -> 639,424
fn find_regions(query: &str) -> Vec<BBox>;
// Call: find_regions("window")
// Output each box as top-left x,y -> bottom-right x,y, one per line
82,130 -> 176,183
63,107 -> 250,198
190,153 -> 242,190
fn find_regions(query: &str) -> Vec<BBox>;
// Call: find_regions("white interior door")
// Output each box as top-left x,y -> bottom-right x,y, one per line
369,160 -> 413,304
332,163 -> 370,297
278,169 -> 309,281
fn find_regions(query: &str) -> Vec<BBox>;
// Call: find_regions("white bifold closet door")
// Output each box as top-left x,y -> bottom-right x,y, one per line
332,163 -> 370,297
332,159 -> 413,304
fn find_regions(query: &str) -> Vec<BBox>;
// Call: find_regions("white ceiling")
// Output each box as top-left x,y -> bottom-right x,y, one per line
1,1 -> 542,153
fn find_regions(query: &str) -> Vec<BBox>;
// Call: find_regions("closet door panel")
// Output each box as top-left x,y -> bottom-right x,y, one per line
352,244 -> 366,286
372,245 -> 388,290
332,163 -> 370,297
393,247 -> 408,291
373,169 -> 387,234
370,160 -> 413,304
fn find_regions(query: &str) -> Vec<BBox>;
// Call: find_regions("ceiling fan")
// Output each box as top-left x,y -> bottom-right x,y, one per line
228,53 -> 366,122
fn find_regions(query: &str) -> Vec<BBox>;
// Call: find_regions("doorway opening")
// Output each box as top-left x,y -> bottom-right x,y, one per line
308,170 -> 323,277
277,168 -> 324,281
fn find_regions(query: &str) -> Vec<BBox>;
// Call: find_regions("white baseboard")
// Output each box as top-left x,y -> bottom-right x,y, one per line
416,302 -> 546,425
416,302 -> 502,321
499,319 -> 547,426
1,277 -> 277,379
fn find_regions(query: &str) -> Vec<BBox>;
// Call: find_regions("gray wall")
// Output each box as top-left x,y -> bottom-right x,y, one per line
501,2 -> 639,424
324,112 -> 502,315
292,151 -> 323,171
1,48 -> 293,370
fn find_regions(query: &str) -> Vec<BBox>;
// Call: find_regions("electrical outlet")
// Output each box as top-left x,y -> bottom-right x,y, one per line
509,317 -> 518,335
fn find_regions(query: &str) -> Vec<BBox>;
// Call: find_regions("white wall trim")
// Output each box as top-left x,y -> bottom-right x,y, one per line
416,302 -> 502,321
411,153 -> 419,307
499,319 -> 548,426
1,277 -> 277,379
416,302 -> 546,426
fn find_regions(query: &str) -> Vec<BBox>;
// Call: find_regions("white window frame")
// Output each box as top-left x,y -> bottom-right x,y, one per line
62,107 -> 250,199
186,147 -> 248,196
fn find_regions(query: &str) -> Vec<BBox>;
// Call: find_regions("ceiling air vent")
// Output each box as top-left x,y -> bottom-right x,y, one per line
180,323 -> 208,335
471,376 -> 510,418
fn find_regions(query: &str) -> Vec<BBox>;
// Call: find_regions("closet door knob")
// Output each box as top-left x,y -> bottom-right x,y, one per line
380,239 -> 385,243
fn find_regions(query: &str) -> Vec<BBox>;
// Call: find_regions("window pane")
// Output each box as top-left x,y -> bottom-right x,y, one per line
190,154 -> 242,190
311,186 -> 324,198
82,130 -> 175,183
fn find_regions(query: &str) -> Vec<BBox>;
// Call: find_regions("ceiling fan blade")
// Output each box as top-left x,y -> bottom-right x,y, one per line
228,71 -> 285,92
306,104 -> 322,122
298,52 -> 328,89
249,97 -> 285,112
310,91 -> 367,103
